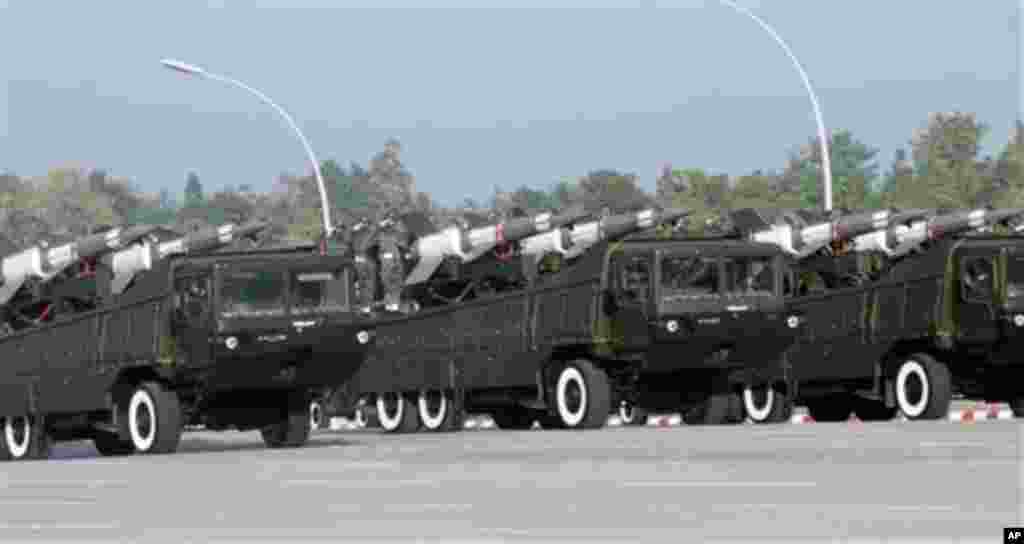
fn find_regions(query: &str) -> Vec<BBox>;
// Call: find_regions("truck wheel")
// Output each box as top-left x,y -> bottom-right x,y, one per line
417,390 -> 456,432
2,415 -> 50,461
492,407 -> 536,430
894,353 -> 952,420
376,392 -> 419,433
553,360 -> 611,430
853,397 -> 898,422
683,391 -> 744,425
805,395 -> 852,422
309,401 -> 324,431
354,402 -> 370,428
261,411 -> 311,448
127,382 -> 183,455
743,383 -> 793,424
92,431 -> 135,456
1010,398 -> 1024,418
618,401 -> 648,426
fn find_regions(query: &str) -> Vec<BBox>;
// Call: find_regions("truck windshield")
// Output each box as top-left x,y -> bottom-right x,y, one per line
290,269 -> 349,315
661,255 -> 719,296
723,256 -> 775,295
220,269 -> 287,318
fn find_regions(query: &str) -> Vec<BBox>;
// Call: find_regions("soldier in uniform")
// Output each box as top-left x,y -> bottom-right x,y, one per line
375,209 -> 410,312
350,216 -> 378,310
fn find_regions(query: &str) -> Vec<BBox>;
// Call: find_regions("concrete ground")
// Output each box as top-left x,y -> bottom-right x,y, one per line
0,414 -> 1019,543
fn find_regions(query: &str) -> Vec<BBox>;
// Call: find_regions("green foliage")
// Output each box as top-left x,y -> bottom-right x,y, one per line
184,171 -> 204,207
8,114 -> 1019,248
798,129 -> 881,210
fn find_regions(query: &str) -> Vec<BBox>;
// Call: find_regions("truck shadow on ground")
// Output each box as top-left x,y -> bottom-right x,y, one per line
48,433 -> 364,461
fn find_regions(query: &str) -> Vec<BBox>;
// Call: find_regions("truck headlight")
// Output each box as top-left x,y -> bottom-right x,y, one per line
356,330 -> 371,344
786,316 -> 800,329
666,320 -> 679,333
1014,314 -> 1024,327
225,336 -> 239,350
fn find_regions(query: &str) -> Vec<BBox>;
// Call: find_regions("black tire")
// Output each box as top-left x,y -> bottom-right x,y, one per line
261,411 -> 311,448
1,414 -> 51,461
893,353 -> 953,420
805,395 -> 853,422
742,383 -> 794,424
1010,398 -> 1024,418
126,381 -> 183,455
93,431 -> 136,456
491,407 -> 537,430
417,390 -> 457,432
550,359 -> 612,430
375,392 -> 419,433
683,391 -> 744,425
618,401 -> 649,426
853,397 -> 898,422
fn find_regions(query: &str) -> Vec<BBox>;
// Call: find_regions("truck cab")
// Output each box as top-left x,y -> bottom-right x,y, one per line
599,238 -> 803,424
166,249 -> 375,432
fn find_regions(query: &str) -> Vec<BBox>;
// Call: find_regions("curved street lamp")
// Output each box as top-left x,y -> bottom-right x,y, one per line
715,1 -> 834,212
160,58 -> 335,237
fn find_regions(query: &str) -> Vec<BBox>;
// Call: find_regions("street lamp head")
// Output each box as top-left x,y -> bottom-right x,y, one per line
160,59 -> 207,77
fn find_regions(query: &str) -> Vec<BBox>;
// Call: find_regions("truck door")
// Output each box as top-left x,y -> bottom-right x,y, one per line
958,251 -> 1001,344
606,253 -> 653,352
173,271 -> 213,366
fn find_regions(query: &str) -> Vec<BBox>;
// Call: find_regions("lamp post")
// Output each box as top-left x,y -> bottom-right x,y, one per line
715,1 -> 833,212
160,59 -> 334,237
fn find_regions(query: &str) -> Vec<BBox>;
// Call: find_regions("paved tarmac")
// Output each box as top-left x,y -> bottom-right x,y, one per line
0,417 -> 1019,543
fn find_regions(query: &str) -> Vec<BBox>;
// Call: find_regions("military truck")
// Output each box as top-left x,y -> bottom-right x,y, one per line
758,207 -> 1024,423
0,223 -> 374,461
329,205 -> 814,433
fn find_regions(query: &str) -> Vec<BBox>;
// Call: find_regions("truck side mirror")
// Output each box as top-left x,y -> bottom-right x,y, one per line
602,288 -> 619,315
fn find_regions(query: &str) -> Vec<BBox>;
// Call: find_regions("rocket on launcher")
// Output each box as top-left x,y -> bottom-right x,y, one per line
402,207 -> 588,286
0,224 -> 161,306
105,220 -> 269,295
519,207 -> 691,261
852,207 -> 1024,258
731,208 -> 931,259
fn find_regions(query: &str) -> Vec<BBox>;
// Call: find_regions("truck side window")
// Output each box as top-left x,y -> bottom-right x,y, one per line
962,257 -> 995,302
661,255 -> 719,296
620,257 -> 651,301
723,256 -> 774,295
175,276 -> 210,321
291,269 -> 350,315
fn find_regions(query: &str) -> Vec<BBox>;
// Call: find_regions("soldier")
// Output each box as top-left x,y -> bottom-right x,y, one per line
350,216 -> 378,309
375,209 -> 410,312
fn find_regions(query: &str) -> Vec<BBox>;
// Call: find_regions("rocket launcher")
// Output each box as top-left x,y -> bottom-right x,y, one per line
852,207 -> 1024,258
519,207 -> 691,261
733,208 -> 931,260
402,207 -> 588,286
104,220 -> 269,295
0,224 -> 161,306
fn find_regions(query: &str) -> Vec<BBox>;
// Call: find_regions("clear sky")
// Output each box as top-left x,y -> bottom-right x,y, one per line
0,1 -> 1018,206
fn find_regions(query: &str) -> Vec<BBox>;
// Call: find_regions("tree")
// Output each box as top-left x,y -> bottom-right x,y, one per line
910,112 -> 992,209
797,129 -> 881,210
366,138 -> 416,214
576,169 -> 651,214
667,168 -> 729,234
183,171 -> 204,208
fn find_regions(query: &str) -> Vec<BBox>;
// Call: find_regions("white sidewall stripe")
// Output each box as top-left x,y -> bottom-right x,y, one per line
556,366 -> 587,427
418,391 -> 448,430
129,389 -> 157,452
896,360 -> 929,418
376,394 -> 403,432
5,417 -> 30,458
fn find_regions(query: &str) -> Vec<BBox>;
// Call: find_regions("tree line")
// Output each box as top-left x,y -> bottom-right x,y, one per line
0,111 -> 1021,249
